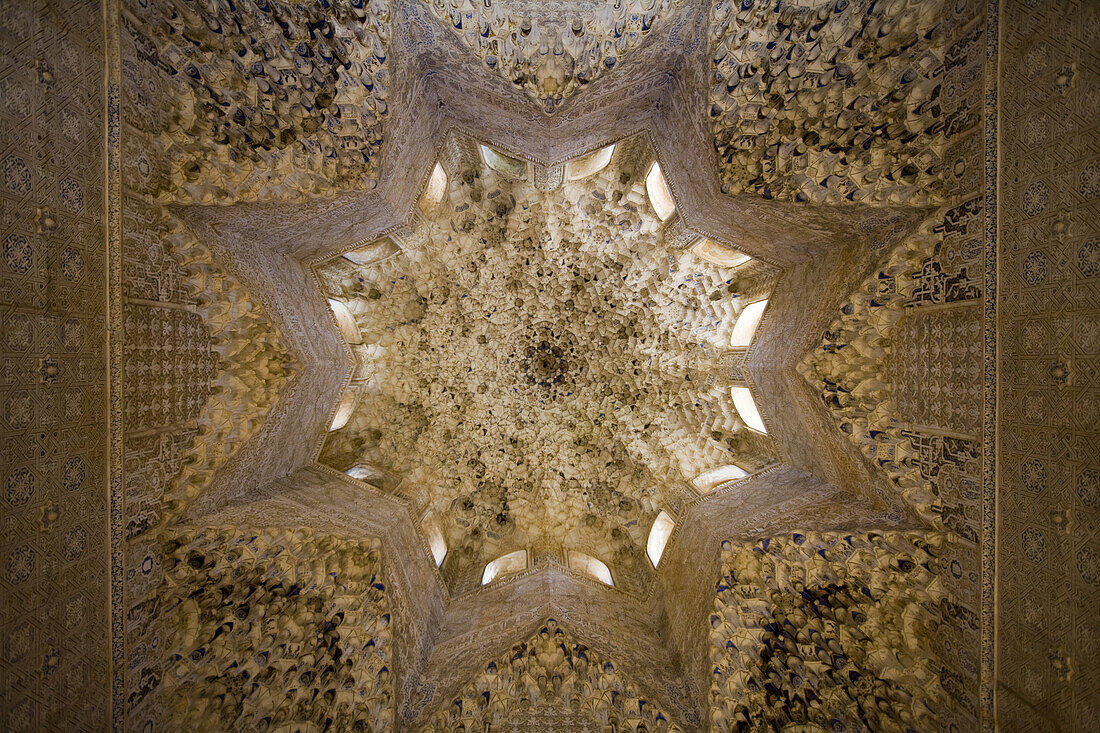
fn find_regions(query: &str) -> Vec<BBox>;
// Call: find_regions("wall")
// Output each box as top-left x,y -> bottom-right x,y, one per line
996,1 -> 1099,729
0,0 -> 111,728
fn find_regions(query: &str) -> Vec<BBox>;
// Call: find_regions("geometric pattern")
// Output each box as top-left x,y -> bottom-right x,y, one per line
318,134 -> 778,596
996,1 -> 1100,728
122,304 -> 214,432
0,0 -> 110,728
12,0 -> 1091,730
887,304 -> 982,436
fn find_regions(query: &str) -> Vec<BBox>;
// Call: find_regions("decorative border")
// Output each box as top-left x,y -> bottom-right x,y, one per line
104,0 -> 125,727
980,0 -> 1000,728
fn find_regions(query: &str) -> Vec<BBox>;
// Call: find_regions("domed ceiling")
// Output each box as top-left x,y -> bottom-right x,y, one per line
20,0 -> 1046,729
315,132 -> 778,594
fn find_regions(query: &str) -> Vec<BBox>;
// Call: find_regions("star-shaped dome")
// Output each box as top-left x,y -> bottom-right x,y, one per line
315,133 -> 778,594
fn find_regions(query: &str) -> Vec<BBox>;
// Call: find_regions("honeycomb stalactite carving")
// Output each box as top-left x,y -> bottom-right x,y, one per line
160,214 -> 295,518
708,0 -> 948,205
160,528 -> 395,729
799,215 -> 961,526
428,0 -> 686,112
708,530 -> 951,732
124,0 -> 391,204
318,136 -> 777,593
426,618 -> 683,732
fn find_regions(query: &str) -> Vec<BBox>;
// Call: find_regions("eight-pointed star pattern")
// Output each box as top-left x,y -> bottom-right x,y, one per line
113,0 -> 989,728
316,133 -> 779,595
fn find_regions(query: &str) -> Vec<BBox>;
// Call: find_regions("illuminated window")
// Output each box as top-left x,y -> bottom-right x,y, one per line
327,298 -> 362,345
346,464 -> 381,481
692,464 -> 749,493
344,463 -> 399,492
419,162 -> 447,213
482,549 -> 527,584
565,144 -> 615,181
646,511 -> 675,567
343,237 -> 400,266
567,550 -> 613,586
731,386 -> 767,433
694,239 -> 752,268
479,144 -> 527,179
645,161 -> 675,221
329,389 -> 358,431
423,518 -> 447,567
730,299 -> 768,348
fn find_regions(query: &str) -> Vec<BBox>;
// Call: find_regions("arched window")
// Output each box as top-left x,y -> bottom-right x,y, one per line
566,144 -> 615,181
730,299 -> 768,347
419,162 -> 448,213
646,511 -> 675,568
692,464 -> 749,493
328,298 -> 362,345
567,550 -> 614,586
423,517 -> 447,567
343,237 -> 400,266
731,386 -> 767,433
693,238 -> 752,268
480,144 -> 527,179
645,161 -> 676,221
482,549 -> 527,585
329,389 -> 358,431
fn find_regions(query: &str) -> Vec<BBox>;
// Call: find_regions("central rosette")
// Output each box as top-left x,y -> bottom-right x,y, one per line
518,323 -> 580,395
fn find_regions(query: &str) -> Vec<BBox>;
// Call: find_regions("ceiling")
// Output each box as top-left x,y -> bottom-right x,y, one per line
109,0 -> 995,729
315,132 -> 778,595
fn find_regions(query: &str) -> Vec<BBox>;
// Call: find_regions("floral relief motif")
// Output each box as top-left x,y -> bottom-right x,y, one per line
3,233 -> 33,274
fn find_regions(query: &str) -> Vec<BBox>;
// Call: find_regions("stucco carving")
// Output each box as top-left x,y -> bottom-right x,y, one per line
708,0 -> 948,206
427,0 -> 688,113
797,210 -> 981,530
122,0 -> 392,204
427,617 -> 683,732
7,0 -> 1074,728
708,530 -> 952,731
317,133 -> 777,594
159,214 -> 295,519
159,527 -> 395,729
